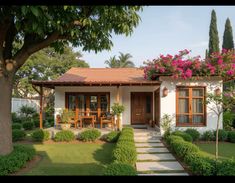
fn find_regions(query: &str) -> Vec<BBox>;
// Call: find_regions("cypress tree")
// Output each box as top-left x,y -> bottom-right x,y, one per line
222,18 -> 234,50
208,10 -> 220,56
205,49 -> 208,59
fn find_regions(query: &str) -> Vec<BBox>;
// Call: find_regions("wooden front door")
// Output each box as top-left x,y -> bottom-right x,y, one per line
131,92 -> 153,124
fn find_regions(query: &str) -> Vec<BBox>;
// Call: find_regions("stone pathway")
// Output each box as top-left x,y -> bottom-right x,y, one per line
134,129 -> 188,176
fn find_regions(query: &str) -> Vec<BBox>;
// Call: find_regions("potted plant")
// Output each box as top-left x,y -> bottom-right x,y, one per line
111,103 -> 125,131
60,109 -> 75,130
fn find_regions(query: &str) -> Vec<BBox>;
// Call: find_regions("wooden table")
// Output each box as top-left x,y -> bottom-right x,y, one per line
80,115 -> 95,129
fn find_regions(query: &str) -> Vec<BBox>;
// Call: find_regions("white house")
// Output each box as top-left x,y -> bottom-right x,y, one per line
32,68 -> 223,134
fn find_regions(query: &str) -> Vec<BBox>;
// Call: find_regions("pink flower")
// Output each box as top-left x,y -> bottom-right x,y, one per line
226,70 -> 234,76
159,68 -> 165,73
185,69 -> 192,78
217,59 -> 223,65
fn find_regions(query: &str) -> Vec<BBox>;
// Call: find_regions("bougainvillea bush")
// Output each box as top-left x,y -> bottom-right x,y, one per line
143,49 -> 235,81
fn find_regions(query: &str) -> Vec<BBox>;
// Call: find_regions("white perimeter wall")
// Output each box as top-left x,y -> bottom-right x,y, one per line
12,98 -> 40,114
159,77 -> 223,134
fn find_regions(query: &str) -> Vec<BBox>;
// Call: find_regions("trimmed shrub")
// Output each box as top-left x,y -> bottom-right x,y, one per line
113,146 -> 137,165
213,129 -> 228,141
32,129 -> 50,142
0,145 -> 36,175
166,135 -> 184,146
22,121 -> 34,130
12,129 -> 26,142
11,113 -> 22,123
171,131 -> 193,142
216,159 -> 235,176
105,131 -> 120,143
223,111 -> 235,130
184,152 -> 216,176
228,131 -> 235,143
104,162 -> 137,176
201,130 -> 215,141
79,129 -> 101,142
12,123 -> 22,130
184,128 -> 200,141
54,130 -> 75,142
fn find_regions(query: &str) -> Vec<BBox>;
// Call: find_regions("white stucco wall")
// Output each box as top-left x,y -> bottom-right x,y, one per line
159,77 -> 223,134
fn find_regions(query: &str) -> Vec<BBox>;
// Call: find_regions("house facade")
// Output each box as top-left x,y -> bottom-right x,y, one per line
32,68 -> 223,134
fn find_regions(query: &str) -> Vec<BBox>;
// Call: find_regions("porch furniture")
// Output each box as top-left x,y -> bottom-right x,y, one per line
100,112 -> 115,129
80,115 -> 95,128
56,114 -> 79,129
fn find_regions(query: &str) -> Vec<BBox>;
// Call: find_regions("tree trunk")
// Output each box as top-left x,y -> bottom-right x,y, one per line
0,75 -> 13,155
215,113 -> 221,160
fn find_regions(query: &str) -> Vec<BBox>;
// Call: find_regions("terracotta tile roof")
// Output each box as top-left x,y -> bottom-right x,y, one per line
31,68 -> 161,88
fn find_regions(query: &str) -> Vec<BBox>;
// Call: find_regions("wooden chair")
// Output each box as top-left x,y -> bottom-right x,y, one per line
56,114 -> 78,129
100,114 -> 114,129
56,114 -> 62,128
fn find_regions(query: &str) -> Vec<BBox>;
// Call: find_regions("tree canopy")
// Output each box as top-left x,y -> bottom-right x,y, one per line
222,18 -> 234,50
105,52 -> 135,68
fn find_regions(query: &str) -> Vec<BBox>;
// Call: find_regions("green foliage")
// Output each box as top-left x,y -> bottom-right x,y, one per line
105,52 -> 135,68
112,127 -> 137,165
111,103 -> 125,116
201,130 -> 215,141
184,152 -> 216,176
61,109 -> 75,123
12,123 -> 22,130
222,18 -> 234,50
79,129 -> 101,142
0,145 -> 36,175
228,131 -> 235,143
19,105 -> 37,118
214,129 -> 228,141
209,9 -> 220,57
223,110 -> 235,130
184,128 -> 200,141
216,159 -> 235,176
12,129 -> 26,142
22,121 -> 35,130
105,131 -> 120,143
32,129 -> 50,142
160,114 -> 173,139
54,130 -> 75,142
104,162 -> 137,176
12,113 -> 22,123
166,135 -> 184,146
171,131 -> 193,142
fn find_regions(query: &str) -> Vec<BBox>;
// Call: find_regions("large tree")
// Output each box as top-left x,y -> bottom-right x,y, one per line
222,18 -> 234,50
0,6 -> 142,155
105,52 -> 135,68
208,9 -> 220,57
13,46 -> 89,98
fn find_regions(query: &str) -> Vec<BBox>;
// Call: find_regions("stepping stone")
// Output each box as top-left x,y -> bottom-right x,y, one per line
137,153 -> 176,161
137,147 -> 169,153
136,161 -> 184,172
135,143 -> 164,147
135,139 -> 161,143
138,172 -> 189,176
134,137 -> 161,142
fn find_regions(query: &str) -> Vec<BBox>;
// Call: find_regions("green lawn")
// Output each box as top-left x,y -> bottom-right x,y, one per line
21,143 -> 115,175
196,142 -> 235,160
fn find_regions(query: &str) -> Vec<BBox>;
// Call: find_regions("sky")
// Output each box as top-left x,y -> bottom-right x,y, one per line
74,6 -> 235,68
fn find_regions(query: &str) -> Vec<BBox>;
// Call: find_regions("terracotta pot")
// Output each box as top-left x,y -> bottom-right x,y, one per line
60,123 -> 71,130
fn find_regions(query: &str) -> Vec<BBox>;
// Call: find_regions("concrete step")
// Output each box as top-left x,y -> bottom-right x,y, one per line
135,139 -> 161,143
136,161 -> 185,172
137,147 -> 169,153
137,153 -> 176,161
135,143 -> 164,148
138,172 -> 189,176
134,136 -> 161,141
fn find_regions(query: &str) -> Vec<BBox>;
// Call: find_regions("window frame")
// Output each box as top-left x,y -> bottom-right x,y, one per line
176,86 -> 207,127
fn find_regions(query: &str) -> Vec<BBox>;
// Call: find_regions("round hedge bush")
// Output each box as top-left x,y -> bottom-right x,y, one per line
214,129 -> 228,141
228,131 -> 235,143
105,131 -> 120,143
32,129 -> 50,142
201,130 -> 215,141
171,131 -> 193,142
22,121 -> 34,130
12,129 -> 26,142
79,129 -> 101,142
12,123 -> 22,130
104,163 -> 137,176
113,146 -> 137,165
54,130 -> 75,142
184,128 -> 200,141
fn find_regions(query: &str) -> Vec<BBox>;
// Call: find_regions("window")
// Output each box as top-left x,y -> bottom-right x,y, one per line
176,87 -> 206,126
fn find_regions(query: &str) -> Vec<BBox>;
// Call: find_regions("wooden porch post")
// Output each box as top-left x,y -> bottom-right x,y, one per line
116,85 -> 122,130
39,86 -> 43,129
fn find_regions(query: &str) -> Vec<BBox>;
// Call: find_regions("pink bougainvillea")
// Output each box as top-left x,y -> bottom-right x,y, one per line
143,49 -> 235,81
